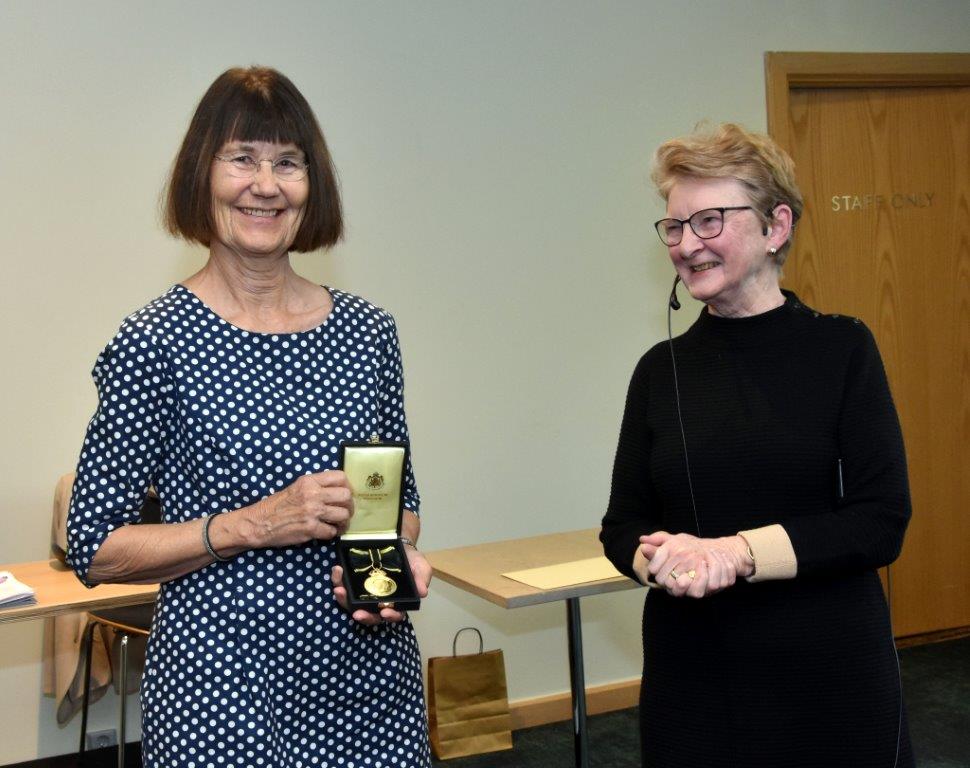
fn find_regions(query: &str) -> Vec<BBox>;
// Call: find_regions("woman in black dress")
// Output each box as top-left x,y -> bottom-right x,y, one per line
600,123 -> 913,767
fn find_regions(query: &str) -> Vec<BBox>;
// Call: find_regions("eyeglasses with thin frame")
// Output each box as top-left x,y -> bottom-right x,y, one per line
654,206 -> 760,246
214,152 -> 309,182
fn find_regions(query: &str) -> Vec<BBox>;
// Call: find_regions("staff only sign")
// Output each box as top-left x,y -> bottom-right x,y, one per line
830,191 -> 935,212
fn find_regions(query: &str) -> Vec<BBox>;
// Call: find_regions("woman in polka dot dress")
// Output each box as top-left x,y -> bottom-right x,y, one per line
66,67 -> 432,767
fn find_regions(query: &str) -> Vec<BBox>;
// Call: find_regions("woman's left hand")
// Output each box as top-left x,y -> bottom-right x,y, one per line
642,531 -> 752,598
332,543 -> 432,626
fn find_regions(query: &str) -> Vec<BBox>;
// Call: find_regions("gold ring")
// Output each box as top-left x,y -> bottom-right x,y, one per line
669,569 -> 680,580
687,569 -> 696,580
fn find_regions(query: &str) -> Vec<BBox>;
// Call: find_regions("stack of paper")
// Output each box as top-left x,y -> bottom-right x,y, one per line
0,571 -> 37,608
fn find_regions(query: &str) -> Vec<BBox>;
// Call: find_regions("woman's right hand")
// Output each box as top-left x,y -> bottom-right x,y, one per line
241,470 -> 354,549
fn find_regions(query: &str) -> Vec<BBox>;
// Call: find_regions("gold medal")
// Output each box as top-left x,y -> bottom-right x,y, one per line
364,568 -> 397,597
351,546 -> 402,598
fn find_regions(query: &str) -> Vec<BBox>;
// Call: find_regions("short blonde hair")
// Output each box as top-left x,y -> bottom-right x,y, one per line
651,123 -> 803,265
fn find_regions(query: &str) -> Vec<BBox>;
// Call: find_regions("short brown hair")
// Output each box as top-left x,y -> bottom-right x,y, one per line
651,123 -> 803,265
164,67 -> 342,251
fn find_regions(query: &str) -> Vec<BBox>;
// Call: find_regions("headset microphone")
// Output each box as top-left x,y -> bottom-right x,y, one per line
668,275 -> 682,310
666,273 -> 701,537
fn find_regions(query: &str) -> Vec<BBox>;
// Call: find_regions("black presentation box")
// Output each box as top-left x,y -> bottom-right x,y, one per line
336,440 -> 420,613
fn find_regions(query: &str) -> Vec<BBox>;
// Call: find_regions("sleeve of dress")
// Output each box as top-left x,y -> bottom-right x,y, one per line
67,320 -> 171,586
600,355 -> 663,582
782,324 -> 911,576
378,312 -> 420,516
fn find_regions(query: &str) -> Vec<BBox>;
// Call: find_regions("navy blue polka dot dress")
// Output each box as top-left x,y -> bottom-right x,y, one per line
67,285 -> 431,768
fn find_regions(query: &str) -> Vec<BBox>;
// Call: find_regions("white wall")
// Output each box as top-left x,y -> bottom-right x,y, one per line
2,0 -> 969,762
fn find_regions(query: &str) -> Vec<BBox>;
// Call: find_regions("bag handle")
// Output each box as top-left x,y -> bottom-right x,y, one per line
452,626 -> 484,656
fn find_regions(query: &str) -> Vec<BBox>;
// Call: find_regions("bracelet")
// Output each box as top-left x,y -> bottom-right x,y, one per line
399,536 -> 417,549
737,534 -> 756,576
202,512 -> 231,562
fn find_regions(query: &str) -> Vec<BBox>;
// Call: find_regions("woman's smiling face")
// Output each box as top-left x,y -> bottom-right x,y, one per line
210,140 -> 309,259
665,176 -> 781,317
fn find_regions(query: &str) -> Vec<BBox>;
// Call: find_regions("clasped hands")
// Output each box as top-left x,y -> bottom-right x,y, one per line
634,531 -> 754,599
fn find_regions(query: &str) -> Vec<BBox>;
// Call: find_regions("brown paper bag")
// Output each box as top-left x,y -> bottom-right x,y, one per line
428,627 -> 514,759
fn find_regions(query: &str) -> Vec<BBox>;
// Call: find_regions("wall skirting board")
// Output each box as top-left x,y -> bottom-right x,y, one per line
509,678 -> 640,730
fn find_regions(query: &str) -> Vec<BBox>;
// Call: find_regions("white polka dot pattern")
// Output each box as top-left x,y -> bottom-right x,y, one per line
67,285 -> 430,767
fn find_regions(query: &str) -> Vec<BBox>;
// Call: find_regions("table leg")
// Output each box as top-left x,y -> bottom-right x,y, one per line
566,596 -> 589,768
79,620 -> 96,754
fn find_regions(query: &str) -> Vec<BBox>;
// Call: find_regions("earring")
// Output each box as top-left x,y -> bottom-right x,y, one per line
768,247 -> 778,256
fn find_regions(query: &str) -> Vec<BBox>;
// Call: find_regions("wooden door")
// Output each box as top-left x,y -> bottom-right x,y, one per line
766,53 -> 970,639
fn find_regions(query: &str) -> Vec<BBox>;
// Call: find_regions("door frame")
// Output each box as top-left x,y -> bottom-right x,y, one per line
765,51 -> 970,152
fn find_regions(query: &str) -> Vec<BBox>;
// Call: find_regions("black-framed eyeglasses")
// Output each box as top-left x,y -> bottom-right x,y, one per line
654,206 -> 757,246
214,152 -> 309,182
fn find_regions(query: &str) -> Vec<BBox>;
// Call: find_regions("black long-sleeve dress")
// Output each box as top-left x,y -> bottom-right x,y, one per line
600,292 -> 914,768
